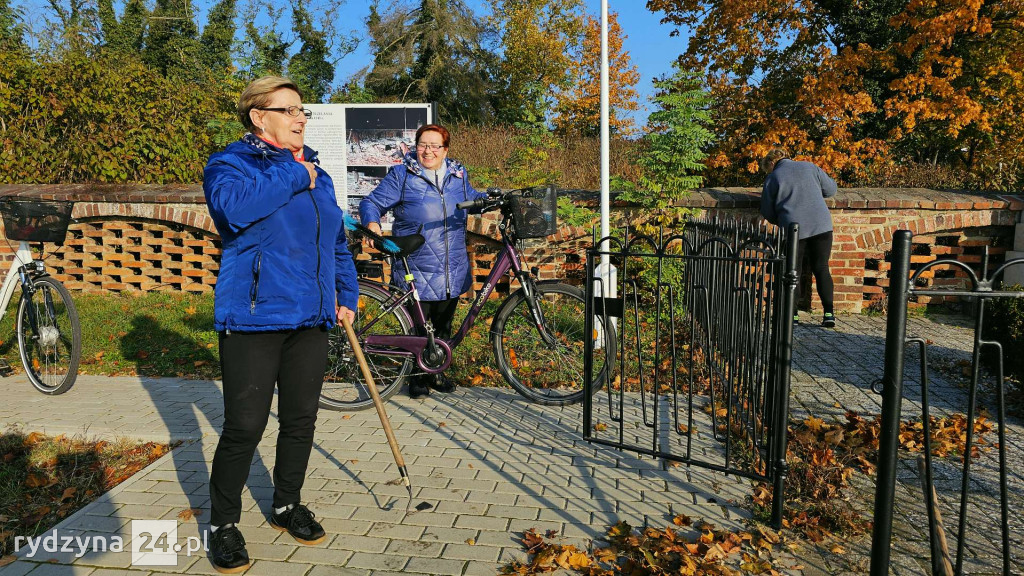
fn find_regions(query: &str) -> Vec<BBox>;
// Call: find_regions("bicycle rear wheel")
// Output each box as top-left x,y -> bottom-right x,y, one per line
491,282 -> 616,405
320,283 -> 414,411
17,276 -> 81,395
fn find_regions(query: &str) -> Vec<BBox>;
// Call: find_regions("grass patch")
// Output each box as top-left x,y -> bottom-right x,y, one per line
0,291 -> 218,380
0,290 -> 509,385
0,430 -> 172,558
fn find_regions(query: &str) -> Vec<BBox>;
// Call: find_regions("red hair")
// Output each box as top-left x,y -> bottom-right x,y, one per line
415,124 -> 450,148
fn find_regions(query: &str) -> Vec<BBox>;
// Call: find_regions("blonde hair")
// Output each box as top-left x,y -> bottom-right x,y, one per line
237,76 -> 303,132
760,148 -> 789,174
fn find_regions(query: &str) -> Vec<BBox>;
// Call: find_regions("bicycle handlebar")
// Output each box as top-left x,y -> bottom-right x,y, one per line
455,186 -> 543,211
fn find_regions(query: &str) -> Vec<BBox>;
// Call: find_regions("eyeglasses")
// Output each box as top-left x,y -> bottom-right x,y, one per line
257,106 -> 312,118
416,143 -> 446,151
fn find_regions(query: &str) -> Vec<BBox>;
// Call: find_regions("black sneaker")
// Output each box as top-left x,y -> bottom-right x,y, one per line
409,379 -> 431,399
430,373 -> 456,393
793,314 -> 800,326
270,504 -> 326,545
209,525 -> 251,574
822,313 -> 836,328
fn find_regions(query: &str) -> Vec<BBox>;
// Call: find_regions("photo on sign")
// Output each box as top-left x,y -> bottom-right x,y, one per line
345,129 -> 414,166
344,107 -> 429,168
346,166 -> 390,197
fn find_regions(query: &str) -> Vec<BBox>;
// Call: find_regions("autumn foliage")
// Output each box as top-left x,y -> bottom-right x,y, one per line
648,0 -> 1024,188
751,411 -> 994,541
553,12 -> 640,137
0,432 -> 171,557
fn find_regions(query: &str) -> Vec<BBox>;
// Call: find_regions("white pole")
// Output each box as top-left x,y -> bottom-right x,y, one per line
599,0 -> 610,278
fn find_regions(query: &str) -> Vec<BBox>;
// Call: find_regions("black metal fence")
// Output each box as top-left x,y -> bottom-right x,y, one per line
582,215 -> 798,527
870,230 -> 1024,576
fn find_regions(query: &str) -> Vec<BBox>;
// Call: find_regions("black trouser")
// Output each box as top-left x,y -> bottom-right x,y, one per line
210,326 -> 328,526
411,298 -> 459,385
797,231 -> 835,314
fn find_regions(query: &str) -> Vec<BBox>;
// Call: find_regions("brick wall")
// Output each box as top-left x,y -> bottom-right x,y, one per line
1,185 -> 1021,312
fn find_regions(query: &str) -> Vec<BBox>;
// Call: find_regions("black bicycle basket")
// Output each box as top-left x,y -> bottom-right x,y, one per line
0,197 -> 74,243
510,186 -> 557,239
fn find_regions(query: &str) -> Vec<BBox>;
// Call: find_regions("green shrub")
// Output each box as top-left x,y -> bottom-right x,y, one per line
0,48 -> 242,184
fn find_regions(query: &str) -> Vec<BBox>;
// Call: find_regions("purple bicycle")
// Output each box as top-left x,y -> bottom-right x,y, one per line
320,186 -> 616,410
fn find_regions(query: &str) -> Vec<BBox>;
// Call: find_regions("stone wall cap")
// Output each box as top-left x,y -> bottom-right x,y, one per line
0,184 -> 1020,211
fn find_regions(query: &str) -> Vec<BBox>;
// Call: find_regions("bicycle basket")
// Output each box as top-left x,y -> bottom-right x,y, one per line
510,186 -> 557,239
0,198 -> 74,243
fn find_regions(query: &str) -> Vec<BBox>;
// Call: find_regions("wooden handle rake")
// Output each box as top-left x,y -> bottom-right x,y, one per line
339,315 -> 412,512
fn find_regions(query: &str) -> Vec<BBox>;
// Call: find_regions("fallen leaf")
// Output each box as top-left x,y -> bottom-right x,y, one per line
521,529 -> 544,552
193,361 -> 207,367
545,530 -> 559,538
342,415 -> 352,420
177,508 -> 203,521
205,343 -> 215,349
438,422 -> 446,428
0,555 -> 14,568
593,422 -> 608,432
94,351 -> 105,361
25,474 -> 52,488
185,306 -> 197,315
830,544 -> 846,554
25,432 -> 45,445
136,351 -> 149,360
60,487 -> 77,501
465,538 -> 475,545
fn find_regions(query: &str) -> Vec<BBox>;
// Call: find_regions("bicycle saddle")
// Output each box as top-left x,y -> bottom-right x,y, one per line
380,233 -> 425,258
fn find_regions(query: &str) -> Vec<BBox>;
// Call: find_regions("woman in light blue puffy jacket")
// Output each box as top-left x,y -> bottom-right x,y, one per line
359,124 -> 488,399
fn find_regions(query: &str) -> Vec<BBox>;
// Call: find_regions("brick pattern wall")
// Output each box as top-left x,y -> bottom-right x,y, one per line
56,219 -> 220,293
1,185 -> 1020,312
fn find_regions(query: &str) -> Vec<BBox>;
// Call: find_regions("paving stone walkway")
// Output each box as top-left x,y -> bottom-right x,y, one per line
0,313 -> 1020,575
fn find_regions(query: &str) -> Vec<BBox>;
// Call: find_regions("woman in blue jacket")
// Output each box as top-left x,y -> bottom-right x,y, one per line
202,76 -> 358,573
360,124 -> 487,399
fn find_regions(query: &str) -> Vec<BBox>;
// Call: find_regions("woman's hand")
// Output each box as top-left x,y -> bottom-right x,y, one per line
364,221 -> 382,250
301,161 -> 318,189
336,305 -> 355,326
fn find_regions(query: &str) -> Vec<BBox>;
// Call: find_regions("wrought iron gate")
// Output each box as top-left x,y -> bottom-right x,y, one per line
870,230 -> 1024,576
582,215 -> 798,527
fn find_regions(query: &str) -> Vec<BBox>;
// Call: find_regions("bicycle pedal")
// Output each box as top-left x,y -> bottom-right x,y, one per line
0,359 -> 13,377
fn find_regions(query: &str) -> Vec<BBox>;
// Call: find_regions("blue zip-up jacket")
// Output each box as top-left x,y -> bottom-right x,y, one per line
203,134 -> 359,333
359,153 -> 488,301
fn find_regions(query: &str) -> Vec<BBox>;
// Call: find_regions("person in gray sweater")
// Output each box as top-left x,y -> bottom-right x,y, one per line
759,148 -> 839,327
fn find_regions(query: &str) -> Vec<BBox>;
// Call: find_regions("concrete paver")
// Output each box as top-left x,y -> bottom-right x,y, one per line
1,313 -> 1019,575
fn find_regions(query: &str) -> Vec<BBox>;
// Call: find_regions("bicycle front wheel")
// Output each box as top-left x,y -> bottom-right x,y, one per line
492,282 -> 616,405
17,276 -> 81,395
320,283 -> 414,411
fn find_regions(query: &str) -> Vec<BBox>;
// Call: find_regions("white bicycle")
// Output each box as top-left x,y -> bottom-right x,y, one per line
0,197 -> 82,394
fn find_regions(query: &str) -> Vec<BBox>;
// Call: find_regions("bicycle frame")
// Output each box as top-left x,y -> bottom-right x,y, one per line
361,231 -> 553,373
0,241 -> 40,322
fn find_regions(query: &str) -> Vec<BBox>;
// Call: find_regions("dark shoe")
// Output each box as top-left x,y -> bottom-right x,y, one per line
430,373 -> 456,393
270,504 -> 326,545
793,314 -> 800,326
822,313 -> 836,328
409,379 -> 431,399
210,525 -> 251,574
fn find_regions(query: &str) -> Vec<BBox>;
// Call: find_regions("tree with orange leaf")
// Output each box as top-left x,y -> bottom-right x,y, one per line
552,11 -> 640,137
647,0 -> 1024,189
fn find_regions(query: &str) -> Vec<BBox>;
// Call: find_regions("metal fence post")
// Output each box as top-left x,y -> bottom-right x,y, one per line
869,230 -> 912,576
770,223 -> 799,528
